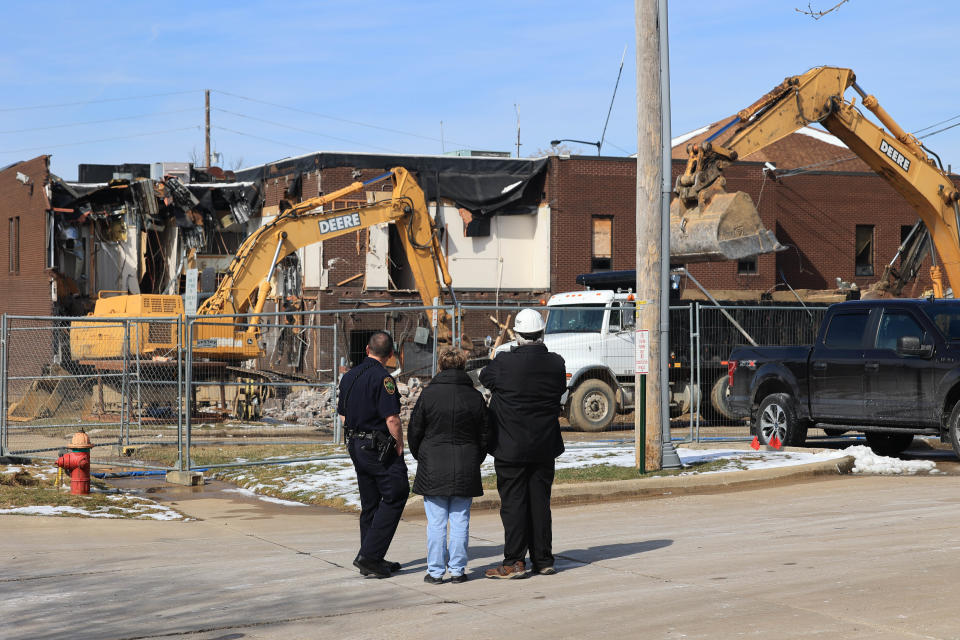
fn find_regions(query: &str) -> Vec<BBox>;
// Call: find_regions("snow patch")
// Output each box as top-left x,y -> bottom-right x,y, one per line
672,126 -> 710,148
796,126 -> 847,148
843,445 -> 936,475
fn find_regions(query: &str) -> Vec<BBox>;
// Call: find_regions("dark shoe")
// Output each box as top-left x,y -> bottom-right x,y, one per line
384,560 -> 401,573
353,554 -> 390,578
423,573 -> 444,585
536,566 -> 557,575
449,573 -> 469,583
484,561 -> 527,579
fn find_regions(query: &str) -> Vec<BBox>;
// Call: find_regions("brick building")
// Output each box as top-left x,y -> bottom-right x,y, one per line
0,156 -> 54,317
0,132 -> 947,374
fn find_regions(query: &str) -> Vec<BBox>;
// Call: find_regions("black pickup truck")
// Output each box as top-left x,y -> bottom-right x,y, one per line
727,298 -> 960,456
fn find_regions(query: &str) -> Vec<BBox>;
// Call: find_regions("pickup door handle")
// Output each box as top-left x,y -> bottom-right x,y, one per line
812,362 -> 827,371
864,362 -> 879,372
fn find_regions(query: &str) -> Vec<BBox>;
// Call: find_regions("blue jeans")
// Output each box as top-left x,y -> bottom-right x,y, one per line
423,495 -> 472,578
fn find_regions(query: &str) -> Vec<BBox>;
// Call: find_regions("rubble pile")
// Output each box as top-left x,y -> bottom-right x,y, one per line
263,376 -> 425,426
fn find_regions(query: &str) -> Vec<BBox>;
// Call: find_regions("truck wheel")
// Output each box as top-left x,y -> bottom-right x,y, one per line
865,432 -> 914,457
710,375 -> 741,421
756,393 -> 807,447
949,402 -> 960,460
569,379 -> 616,432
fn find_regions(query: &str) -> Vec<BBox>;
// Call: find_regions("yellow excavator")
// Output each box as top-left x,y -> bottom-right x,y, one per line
2,168 -> 453,423
70,166 -> 454,361
671,65 -> 960,297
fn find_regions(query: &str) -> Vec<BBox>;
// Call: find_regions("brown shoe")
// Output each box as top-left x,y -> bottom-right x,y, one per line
485,561 -> 527,579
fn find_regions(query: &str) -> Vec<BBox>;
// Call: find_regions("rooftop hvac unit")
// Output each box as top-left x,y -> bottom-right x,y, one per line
150,162 -> 192,184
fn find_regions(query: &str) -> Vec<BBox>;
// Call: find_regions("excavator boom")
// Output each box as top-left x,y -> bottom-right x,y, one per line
71,167 -> 453,361
673,66 -> 960,296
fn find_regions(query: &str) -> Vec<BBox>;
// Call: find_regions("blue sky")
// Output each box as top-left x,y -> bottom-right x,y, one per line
2,1 -> 958,180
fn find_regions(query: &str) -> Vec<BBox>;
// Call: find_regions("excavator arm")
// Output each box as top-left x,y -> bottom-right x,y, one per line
72,167 -> 454,362
673,66 -> 960,295
199,167 -> 451,319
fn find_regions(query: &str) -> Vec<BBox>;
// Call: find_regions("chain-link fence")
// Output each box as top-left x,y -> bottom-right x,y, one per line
0,301 -> 837,468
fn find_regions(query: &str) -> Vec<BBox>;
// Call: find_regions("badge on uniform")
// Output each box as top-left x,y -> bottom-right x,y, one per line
383,377 -> 396,394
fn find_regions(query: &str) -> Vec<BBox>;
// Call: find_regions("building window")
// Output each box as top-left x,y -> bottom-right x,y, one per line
855,225 -> 874,276
8,216 -> 19,275
901,225 -> 914,246
737,255 -> 758,275
592,216 -> 612,272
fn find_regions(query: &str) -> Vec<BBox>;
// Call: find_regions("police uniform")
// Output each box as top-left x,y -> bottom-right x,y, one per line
338,356 -> 409,563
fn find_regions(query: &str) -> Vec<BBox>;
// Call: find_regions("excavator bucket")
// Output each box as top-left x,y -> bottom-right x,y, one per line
670,190 -> 784,263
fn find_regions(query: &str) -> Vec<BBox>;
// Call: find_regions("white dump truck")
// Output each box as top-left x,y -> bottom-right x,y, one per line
492,288 -> 708,431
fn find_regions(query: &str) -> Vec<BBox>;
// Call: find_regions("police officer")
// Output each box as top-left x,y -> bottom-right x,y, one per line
338,330 -> 409,579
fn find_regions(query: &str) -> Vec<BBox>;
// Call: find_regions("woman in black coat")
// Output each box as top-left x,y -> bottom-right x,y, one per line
408,348 -> 489,584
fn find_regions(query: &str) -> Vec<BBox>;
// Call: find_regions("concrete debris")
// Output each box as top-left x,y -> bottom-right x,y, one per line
263,379 -> 426,426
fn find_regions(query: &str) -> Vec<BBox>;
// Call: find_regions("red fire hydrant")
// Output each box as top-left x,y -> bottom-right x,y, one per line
57,430 -> 94,495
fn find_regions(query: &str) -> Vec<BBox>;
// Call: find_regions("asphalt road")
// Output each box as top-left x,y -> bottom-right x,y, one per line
5,467 -> 960,639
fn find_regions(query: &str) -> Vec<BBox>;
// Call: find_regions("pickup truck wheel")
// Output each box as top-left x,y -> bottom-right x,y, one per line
756,393 -> 808,447
948,403 -> 960,460
569,379 -> 616,432
865,432 -> 914,457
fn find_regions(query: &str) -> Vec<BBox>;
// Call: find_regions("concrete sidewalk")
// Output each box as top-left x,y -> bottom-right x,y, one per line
4,470 -> 960,639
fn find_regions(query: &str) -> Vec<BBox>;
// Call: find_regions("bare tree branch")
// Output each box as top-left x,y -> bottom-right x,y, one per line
796,0 -> 850,19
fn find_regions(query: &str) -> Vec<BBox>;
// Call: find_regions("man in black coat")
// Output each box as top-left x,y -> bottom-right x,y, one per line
480,308 -> 567,579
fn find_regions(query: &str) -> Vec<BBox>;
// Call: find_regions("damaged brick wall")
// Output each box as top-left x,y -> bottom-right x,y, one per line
0,156 -> 54,316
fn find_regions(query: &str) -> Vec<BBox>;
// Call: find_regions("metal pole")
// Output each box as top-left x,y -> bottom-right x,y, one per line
204,90 -> 211,168
135,322 -> 142,432
694,302 -> 702,443
176,315 -> 184,471
658,0 -> 681,468
121,321 -> 129,447
0,314 -> 7,456
432,297 -> 439,378
687,304 -> 695,442
332,319 -> 341,444
184,315 -> 193,471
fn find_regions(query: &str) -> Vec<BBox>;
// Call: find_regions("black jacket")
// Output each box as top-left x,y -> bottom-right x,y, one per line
479,343 -> 566,464
408,368 -> 489,497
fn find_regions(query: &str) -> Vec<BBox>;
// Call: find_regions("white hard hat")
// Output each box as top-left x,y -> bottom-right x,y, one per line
514,308 -> 545,334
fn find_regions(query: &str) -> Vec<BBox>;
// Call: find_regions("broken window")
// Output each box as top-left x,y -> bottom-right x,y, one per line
855,225 -> 874,276
8,216 -> 19,275
592,217 -> 612,272
737,255 -> 758,275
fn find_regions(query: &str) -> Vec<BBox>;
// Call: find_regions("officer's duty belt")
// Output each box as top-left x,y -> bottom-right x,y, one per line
345,430 -> 376,440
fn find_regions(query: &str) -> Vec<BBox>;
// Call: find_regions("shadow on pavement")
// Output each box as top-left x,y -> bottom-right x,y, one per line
557,539 -> 673,567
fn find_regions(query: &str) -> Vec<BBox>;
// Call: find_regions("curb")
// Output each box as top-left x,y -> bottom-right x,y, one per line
402,455 -> 855,518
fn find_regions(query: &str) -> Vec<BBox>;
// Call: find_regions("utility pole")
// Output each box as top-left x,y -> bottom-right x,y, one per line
635,0 -> 681,471
204,90 -> 211,168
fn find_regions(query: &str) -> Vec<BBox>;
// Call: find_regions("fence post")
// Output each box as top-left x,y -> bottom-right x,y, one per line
432,297 -> 439,377
184,315 -> 193,471
176,315 -> 184,471
332,318 -> 341,444
121,320 -> 129,447
694,302 -> 701,443
0,314 -> 7,457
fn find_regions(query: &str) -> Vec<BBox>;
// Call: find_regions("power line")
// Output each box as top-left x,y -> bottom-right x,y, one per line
0,108 -> 197,134
213,108 -> 402,153
0,90 -> 200,113
917,119 -> 960,140
912,114 -> 960,136
212,89 -> 478,149
213,126 -> 316,152
0,126 -> 200,154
